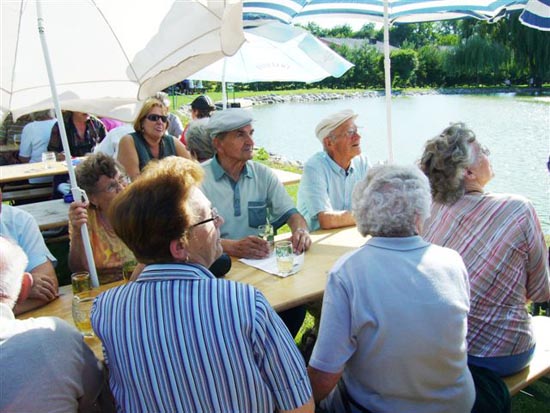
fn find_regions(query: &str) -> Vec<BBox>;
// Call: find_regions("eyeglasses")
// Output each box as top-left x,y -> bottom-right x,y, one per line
146,114 -> 168,123
191,208 -> 220,228
332,127 -> 360,139
99,175 -> 130,193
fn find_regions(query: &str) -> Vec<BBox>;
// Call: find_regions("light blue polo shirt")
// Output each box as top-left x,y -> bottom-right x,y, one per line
297,151 -> 369,231
201,156 -> 297,239
0,205 -> 57,271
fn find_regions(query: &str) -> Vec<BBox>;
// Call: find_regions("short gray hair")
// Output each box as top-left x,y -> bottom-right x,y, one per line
420,122 -> 477,205
186,119 -> 215,162
353,165 -> 431,237
0,236 -> 28,308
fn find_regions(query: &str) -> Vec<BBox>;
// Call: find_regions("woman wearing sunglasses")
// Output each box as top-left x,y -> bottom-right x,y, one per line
117,97 -> 192,180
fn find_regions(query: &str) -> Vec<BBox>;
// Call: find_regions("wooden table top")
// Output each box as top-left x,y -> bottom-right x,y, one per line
0,160 -> 68,183
18,199 -> 70,230
18,226 -> 364,360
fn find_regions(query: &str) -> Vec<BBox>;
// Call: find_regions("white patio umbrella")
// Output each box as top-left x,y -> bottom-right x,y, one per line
1,0 -> 244,287
520,0 -> 550,30
243,0 -> 529,162
188,21 -> 354,108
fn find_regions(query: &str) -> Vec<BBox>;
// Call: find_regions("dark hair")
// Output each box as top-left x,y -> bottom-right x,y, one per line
76,152 -> 123,194
108,157 -> 203,264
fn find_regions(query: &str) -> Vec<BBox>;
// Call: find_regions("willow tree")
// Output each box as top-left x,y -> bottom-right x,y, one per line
445,34 -> 508,84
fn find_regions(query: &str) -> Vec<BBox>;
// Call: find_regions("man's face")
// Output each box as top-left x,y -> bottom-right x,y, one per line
325,118 -> 362,162
214,124 -> 254,162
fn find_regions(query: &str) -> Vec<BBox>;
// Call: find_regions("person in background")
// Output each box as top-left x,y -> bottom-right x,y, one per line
186,118 -> 214,162
117,98 -> 192,181
47,111 -> 106,158
94,122 -> 134,159
298,110 -> 369,231
154,91 -> 184,138
180,94 -> 216,145
0,189 -> 58,315
93,157 -> 314,413
0,112 -> 33,165
18,109 -> 56,184
99,117 -> 125,132
420,122 -> 550,377
0,236 -> 111,413
68,153 -> 135,284
308,165 -> 475,413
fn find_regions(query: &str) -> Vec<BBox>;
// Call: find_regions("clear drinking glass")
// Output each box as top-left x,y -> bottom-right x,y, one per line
71,293 -> 95,337
71,271 -> 91,295
275,240 -> 294,275
41,151 -> 56,169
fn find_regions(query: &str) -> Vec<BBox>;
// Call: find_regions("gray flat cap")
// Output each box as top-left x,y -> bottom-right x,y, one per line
207,108 -> 253,138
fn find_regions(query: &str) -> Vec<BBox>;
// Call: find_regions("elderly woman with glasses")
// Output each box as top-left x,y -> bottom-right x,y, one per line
68,152 -> 135,284
308,164 -> 475,413
117,97 -> 191,181
92,157 -> 314,413
420,122 -> 550,377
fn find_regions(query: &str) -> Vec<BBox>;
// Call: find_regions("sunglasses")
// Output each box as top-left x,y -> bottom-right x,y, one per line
146,114 -> 168,123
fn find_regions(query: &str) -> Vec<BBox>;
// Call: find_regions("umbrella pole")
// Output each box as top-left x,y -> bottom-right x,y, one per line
383,0 -> 394,163
222,58 -> 228,109
36,0 -> 99,288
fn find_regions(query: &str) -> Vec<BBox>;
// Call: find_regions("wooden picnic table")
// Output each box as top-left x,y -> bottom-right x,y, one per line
17,199 -> 70,230
1,160 -> 300,186
18,226 -> 365,360
0,160 -> 68,184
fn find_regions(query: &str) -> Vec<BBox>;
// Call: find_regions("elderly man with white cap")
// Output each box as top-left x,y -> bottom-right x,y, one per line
298,110 -> 369,231
202,108 -> 311,259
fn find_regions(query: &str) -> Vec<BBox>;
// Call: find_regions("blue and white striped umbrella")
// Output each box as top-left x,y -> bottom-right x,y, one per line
244,1 -> 528,25
243,0 -> 529,162
520,0 -> 550,30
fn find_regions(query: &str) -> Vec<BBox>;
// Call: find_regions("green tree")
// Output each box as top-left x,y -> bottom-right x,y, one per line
390,49 -> 419,87
327,24 -> 354,38
445,34 -> 508,85
417,45 -> 447,86
353,23 -> 377,39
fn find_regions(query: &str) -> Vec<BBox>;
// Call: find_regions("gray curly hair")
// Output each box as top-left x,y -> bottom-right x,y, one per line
352,164 -> 431,237
420,122 -> 477,205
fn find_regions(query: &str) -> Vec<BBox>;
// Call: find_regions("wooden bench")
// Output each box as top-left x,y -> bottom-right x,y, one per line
2,187 -> 52,203
503,316 -> 550,396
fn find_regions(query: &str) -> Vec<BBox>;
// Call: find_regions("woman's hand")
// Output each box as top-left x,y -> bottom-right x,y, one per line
69,200 -> 90,230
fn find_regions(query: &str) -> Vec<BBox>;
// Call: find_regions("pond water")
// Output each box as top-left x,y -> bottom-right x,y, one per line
249,94 -> 550,232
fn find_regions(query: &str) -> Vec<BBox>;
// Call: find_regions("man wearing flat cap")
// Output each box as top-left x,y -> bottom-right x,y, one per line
202,108 -> 311,259
298,109 -> 369,231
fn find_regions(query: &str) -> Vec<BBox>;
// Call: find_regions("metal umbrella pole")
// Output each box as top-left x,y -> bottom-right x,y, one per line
383,0 -> 394,163
36,0 -> 99,287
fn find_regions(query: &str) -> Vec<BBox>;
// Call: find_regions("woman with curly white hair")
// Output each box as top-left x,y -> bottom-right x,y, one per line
420,122 -> 549,377
308,164 -> 475,413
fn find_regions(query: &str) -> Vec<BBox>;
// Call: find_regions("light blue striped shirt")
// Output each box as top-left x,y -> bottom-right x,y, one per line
91,263 -> 311,412
298,152 -> 369,231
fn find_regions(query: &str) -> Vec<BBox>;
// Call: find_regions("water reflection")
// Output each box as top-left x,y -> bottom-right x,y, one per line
250,94 -> 550,232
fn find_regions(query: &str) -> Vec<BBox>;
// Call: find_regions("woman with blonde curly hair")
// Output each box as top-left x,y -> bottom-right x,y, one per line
420,122 -> 550,377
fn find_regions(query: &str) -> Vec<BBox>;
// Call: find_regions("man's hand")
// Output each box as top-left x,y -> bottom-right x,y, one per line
27,271 -> 58,301
290,228 -> 311,254
222,236 -> 270,259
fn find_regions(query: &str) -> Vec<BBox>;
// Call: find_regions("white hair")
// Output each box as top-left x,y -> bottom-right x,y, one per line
0,236 -> 28,308
352,165 -> 431,237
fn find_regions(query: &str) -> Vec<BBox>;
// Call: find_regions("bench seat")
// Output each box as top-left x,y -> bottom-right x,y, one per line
2,187 -> 52,203
503,316 -> 550,396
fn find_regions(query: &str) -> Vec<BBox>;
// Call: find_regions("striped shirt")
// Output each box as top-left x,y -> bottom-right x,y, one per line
91,263 -> 311,412
422,193 -> 550,358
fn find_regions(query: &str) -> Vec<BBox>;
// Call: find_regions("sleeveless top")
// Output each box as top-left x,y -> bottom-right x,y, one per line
130,131 -> 177,171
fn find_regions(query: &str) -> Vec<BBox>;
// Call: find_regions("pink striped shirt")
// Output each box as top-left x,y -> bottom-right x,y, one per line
422,193 -> 550,357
